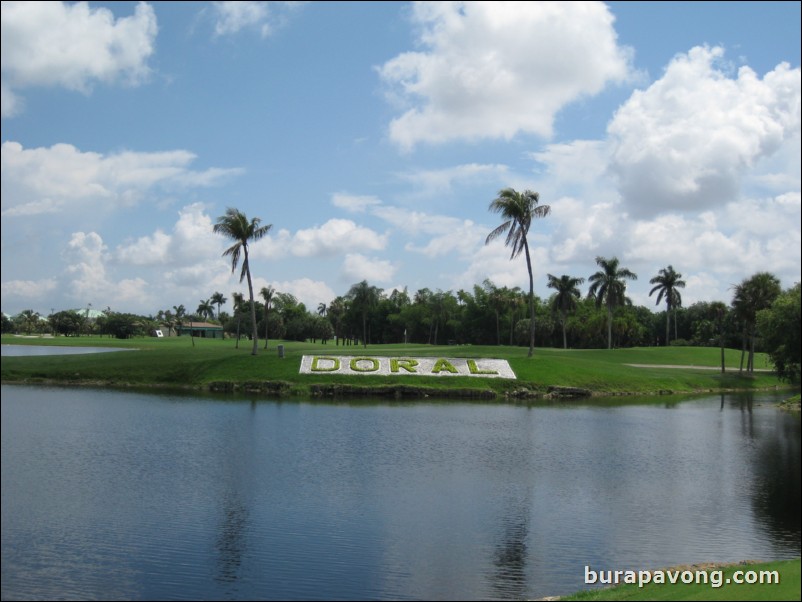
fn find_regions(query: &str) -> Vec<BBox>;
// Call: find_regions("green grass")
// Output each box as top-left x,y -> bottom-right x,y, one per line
562,558 -> 801,601
1,335 -> 790,398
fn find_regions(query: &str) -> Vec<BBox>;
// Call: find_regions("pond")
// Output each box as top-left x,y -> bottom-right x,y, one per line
1,384 -> 799,600
1,344 -> 133,356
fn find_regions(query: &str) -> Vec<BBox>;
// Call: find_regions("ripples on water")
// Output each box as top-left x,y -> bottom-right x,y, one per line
1,385 -> 799,600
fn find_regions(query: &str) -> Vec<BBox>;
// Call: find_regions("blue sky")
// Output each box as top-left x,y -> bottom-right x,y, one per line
2,1 -> 800,318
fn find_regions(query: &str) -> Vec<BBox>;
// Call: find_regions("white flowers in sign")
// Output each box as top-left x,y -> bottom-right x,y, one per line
299,355 -> 516,379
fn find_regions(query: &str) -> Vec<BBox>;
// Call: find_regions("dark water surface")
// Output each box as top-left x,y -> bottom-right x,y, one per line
1,384 -> 799,601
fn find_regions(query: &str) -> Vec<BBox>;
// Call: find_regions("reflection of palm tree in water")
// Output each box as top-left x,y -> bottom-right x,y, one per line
489,494 -> 530,599
215,494 -> 249,584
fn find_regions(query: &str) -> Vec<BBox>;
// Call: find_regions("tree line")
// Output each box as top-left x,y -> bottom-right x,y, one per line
3,191 -> 799,382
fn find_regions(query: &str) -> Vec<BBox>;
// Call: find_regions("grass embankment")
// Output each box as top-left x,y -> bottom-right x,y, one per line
1,335 -> 790,399
561,558 -> 801,601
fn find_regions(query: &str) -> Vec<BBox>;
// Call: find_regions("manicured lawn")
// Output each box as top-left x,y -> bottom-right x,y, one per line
1,335 -> 789,397
562,558 -> 801,601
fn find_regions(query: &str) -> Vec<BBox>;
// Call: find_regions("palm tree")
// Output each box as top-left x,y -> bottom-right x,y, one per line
547,274 -> 585,349
428,290 -> 453,346
231,292 -> 244,348
347,280 -> 381,348
587,256 -> 638,349
260,285 -> 275,350
172,304 -> 186,333
19,309 -> 40,335
211,291 -> 227,320
317,302 -> 327,317
197,298 -> 215,321
710,301 -> 728,373
486,187 -> 551,357
328,297 -> 346,345
484,280 -> 505,346
214,208 -> 272,355
649,265 -> 686,345
731,272 -> 781,373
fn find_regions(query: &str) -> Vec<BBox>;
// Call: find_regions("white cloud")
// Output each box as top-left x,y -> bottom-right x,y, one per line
450,238 -> 541,293
1,1 -> 157,115
211,1 -> 303,37
378,1 -> 632,150
1,278 -> 58,300
608,46 -> 801,217
292,219 -> 388,257
255,277 -> 337,311
63,231 -> 111,301
530,141 -> 610,189
537,196 -> 622,264
0,142 -> 242,217
252,218 -> 388,259
397,163 -> 509,198
331,193 -> 382,213
341,254 -> 397,284
404,218 -> 486,258
115,203 -> 221,266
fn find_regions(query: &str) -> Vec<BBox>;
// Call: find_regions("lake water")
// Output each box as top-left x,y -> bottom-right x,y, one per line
1,383 -> 799,601
1,344 -> 133,356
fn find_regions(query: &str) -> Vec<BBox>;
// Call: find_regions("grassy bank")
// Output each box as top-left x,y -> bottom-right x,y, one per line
1,335 -> 791,399
561,558 -> 801,601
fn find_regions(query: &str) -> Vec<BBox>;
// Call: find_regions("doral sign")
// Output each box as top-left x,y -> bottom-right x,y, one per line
299,355 -> 516,380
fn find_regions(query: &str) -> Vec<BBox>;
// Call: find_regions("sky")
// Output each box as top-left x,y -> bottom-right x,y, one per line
1,1 -> 800,319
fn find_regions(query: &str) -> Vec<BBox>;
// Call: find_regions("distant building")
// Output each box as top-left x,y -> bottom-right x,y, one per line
72,308 -> 107,320
175,321 -> 224,339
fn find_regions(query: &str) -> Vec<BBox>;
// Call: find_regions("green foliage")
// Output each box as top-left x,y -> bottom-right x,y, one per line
103,312 -> 143,339
1,313 -> 13,334
50,310 -> 84,336
757,283 -> 801,383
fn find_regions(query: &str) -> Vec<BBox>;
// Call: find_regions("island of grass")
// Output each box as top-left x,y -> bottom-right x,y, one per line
1,335 -> 796,400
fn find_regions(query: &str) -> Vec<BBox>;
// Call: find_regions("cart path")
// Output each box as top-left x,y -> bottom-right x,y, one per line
626,363 -> 773,372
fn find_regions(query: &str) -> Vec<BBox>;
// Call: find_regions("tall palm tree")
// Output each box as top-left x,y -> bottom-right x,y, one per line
484,280 -> 505,346
547,274 -> 585,349
328,297 -> 346,345
231,292 -> 244,349
260,285 -> 275,349
649,265 -> 686,345
214,208 -> 272,355
317,302 -> 328,317
486,188 -> 551,357
347,280 -> 381,348
587,256 -> 638,349
211,291 -> 227,320
710,301 -> 728,374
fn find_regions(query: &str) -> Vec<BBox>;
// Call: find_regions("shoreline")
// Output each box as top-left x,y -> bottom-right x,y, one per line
1,375 -> 795,402
2,337 -> 796,401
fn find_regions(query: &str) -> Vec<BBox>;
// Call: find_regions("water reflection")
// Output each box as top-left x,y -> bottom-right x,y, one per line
1,385 -> 799,601
751,412 -> 802,553
489,498 -> 530,599
215,495 -> 249,585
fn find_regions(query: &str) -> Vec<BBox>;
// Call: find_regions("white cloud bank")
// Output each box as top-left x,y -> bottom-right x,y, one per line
379,1 -> 632,149
0,141 -> 243,217
0,1 -> 157,116
609,46 -> 801,218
